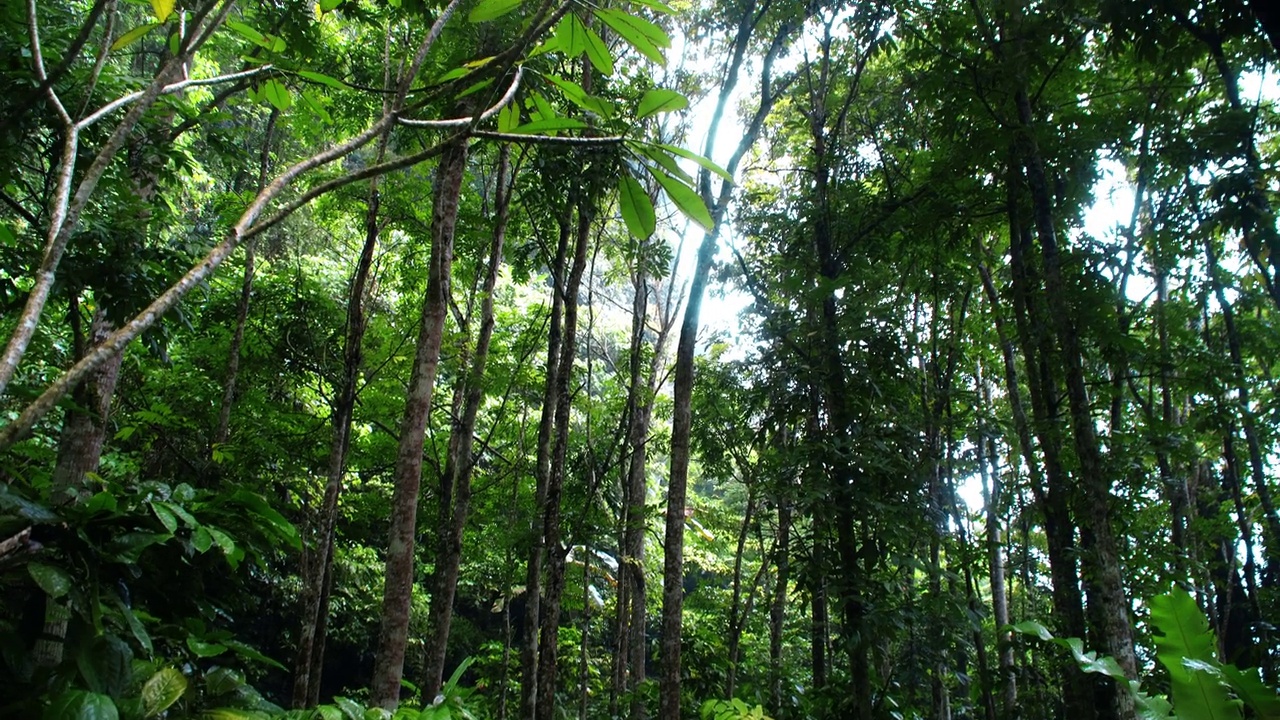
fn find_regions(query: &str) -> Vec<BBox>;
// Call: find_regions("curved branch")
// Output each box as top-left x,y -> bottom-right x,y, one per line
399,67 -> 525,128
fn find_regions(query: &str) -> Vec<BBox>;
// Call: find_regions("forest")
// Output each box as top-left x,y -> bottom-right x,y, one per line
2,0 -> 1280,718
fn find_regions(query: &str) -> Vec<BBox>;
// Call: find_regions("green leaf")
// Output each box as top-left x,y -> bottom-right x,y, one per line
45,690 -> 119,720
1220,664 -> 1280,719
225,640 -> 287,671
651,169 -> 713,230
637,89 -> 687,119
581,23 -> 614,75
111,23 -> 160,52
507,117 -> 588,134
225,20 -> 267,47
296,70 -> 345,90
656,143 -> 733,181
498,104 -> 519,133
456,78 -> 495,99
29,562 -> 73,598
618,174 -> 656,239
150,0 -> 174,22
529,92 -> 556,123
152,502 -> 178,534
107,532 -> 171,564
627,0 -> 676,13
192,527 -> 213,553
594,9 -> 668,64
334,697 -> 364,720
261,79 -> 292,112
555,15 -> 587,57
114,593 -> 153,655
85,490 -> 118,514
1151,588 -> 1242,720
1008,620 -> 1055,641
319,0 -> 342,11
186,637 -> 228,658
230,491 -> 300,549
142,668 -> 187,718
300,90 -> 333,124
469,0 -> 521,23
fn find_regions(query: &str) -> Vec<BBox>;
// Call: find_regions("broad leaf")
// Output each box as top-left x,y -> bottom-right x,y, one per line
141,668 -> 187,717
652,169 -> 713,230
469,0 -> 521,23
556,15 -> 588,58
111,24 -> 160,52
582,23 -> 614,75
1150,589 -> 1242,720
261,80 -> 292,112
28,562 -> 71,598
319,0 -> 343,11
45,690 -> 119,720
150,0 -> 174,22
618,174 -> 656,239
637,89 -> 687,119
594,9 -> 668,64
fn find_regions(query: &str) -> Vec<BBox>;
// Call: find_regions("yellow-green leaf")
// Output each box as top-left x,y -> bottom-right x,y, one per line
111,23 -> 160,52
319,0 -> 342,11
508,117 -> 587,135
651,168 -> 713,230
150,0 -> 175,22
261,79 -> 292,112
142,668 -> 187,718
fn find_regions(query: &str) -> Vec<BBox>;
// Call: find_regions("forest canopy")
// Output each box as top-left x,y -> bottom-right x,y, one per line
1,0 -> 1280,719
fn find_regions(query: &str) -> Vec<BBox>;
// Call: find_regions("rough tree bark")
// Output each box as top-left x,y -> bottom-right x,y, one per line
370,138 -> 469,709
421,146 -> 513,700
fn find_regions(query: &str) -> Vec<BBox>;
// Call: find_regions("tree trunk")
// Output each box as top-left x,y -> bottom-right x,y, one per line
370,139 -> 469,709
1013,85 -> 1137,719
533,200 -> 593,720
421,147 -> 513,700
979,429 -> 1016,718
214,109 -> 277,451
519,215 -> 570,720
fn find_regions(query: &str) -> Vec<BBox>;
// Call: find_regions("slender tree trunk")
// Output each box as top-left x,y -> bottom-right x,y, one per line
979,428 -> 1016,718
769,493 -> 792,718
421,146 -> 513,700
534,201 -> 593,720
725,488 -> 756,699
370,139 -> 469,709
520,215 -> 570,720
215,110 -> 277,451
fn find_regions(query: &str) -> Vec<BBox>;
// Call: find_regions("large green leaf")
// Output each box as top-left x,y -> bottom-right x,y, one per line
142,668 -> 187,718
618,174 -> 656,239
469,0 -> 521,23
637,89 -> 687,119
261,80 -> 292,112
45,690 -> 119,720
594,9 -> 667,65
556,14 -> 588,58
651,169 -> 713,230
1150,588 -> 1242,720
28,562 -> 72,598
1220,665 -> 1280,719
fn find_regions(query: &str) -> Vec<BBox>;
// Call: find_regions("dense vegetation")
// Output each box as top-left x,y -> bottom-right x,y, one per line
2,0 -> 1280,718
